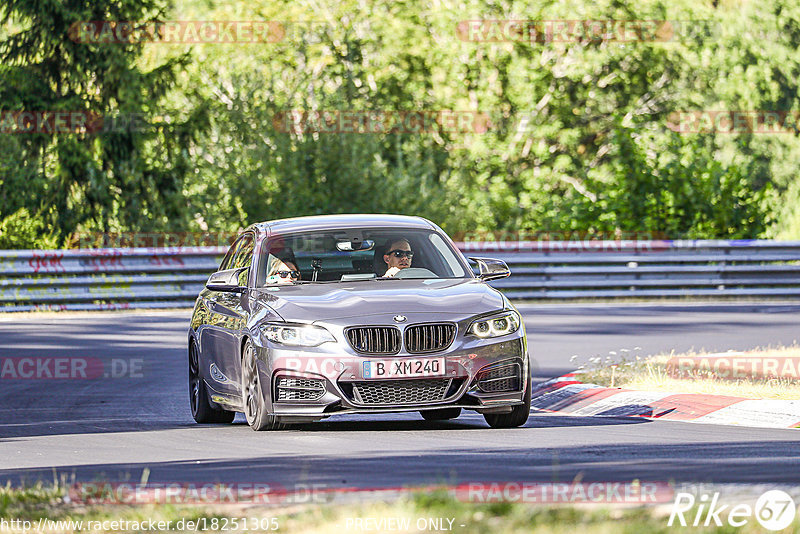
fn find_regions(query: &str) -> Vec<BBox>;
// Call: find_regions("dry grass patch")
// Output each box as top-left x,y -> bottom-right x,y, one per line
575,346 -> 800,400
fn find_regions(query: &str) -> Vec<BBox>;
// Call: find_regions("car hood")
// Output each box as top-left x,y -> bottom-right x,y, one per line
253,278 -> 505,322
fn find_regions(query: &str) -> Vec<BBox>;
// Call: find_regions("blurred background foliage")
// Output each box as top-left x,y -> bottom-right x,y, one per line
1,0 -> 799,248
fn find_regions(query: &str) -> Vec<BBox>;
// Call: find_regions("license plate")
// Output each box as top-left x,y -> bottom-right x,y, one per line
362,357 -> 445,379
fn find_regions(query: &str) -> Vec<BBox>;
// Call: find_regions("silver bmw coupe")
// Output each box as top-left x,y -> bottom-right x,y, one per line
188,214 -> 531,430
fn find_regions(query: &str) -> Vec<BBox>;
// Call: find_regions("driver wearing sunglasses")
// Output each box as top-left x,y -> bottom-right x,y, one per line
266,259 -> 301,284
382,238 -> 414,277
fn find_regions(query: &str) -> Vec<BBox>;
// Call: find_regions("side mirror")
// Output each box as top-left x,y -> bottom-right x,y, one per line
469,257 -> 511,281
206,267 -> 248,293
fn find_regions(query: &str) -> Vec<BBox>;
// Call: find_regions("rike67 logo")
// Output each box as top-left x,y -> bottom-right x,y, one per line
669,490 -> 797,531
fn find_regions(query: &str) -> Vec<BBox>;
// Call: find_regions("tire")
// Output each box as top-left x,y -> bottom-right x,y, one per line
420,407 -> 462,421
242,340 -> 284,431
483,374 -> 531,428
189,341 -> 235,424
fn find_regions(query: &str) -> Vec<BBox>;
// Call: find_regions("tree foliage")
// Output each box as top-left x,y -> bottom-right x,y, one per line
0,0 -> 206,246
1,0 -> 799,247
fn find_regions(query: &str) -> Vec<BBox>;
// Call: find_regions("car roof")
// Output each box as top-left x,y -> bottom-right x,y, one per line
249,214 -> 438,235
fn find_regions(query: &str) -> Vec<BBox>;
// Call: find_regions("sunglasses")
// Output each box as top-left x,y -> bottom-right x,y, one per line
275,270 -> 300,279
387,249 -> 414,259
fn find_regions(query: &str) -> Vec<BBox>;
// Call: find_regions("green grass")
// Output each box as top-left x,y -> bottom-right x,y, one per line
3,485 -> 800,533
0,483 -> 62,519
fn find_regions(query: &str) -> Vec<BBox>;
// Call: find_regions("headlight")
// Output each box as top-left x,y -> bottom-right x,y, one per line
259,323 -> 335,347
468,311 -> 520,338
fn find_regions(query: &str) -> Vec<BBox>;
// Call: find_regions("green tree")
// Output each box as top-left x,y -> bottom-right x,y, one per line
174,0 -> 786,239
0,0 -> 207,246
3,0 -> 798,247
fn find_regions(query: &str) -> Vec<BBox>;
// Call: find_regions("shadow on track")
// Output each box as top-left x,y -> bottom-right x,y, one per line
223,411 -> 648,433
3,438 -> 800,488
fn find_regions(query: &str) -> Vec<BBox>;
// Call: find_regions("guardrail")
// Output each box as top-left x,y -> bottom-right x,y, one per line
462,239 -> 800,300
1,240 -> 799,311
0,247 -> 225,312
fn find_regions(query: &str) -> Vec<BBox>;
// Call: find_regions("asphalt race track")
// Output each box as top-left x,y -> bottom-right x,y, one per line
1,303 -> 800,489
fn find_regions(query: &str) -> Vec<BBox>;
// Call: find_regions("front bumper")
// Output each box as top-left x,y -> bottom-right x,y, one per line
254,336 -> 529,421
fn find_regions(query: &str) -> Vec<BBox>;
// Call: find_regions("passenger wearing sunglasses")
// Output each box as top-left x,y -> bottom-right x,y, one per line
382,238 -> 414,277
266,259 -> 301,284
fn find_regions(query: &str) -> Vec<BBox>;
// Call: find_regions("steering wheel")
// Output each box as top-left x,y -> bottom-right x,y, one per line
393,267 -> 437,279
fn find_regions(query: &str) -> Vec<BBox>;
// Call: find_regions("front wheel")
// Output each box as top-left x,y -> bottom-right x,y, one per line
242,340 -> 283,431
483,375 -> 531,428
189,341 -> 235,424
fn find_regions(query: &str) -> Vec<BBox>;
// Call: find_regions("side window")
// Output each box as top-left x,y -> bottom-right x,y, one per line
231,233 -> 255,269
219,238 -> 241,271
429,233 -> 467,277
219,233 -> 255,271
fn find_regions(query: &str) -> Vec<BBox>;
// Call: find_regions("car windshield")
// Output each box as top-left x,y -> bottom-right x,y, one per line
255,228 -> 471,285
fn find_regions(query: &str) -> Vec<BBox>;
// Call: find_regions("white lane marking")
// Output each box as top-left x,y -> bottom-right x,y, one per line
693,399 -> 800,429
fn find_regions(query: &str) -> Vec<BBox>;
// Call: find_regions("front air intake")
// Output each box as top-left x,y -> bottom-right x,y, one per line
345,326 -> 402,354
404,323 -> 456,354
477,363 -> 521,393
275,376 -> 325,401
